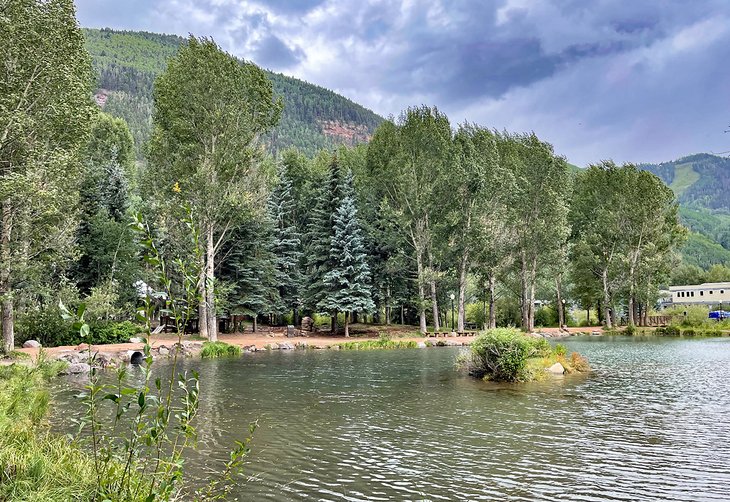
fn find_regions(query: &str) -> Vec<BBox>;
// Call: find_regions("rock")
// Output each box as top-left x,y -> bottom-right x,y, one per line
22,340 -> 41,348
129,337 -> 145,343
62,362 -> 91,374
267,343 -> 280,350
243,345 -> 257,352
301,316 -> 314,332
295,342 -> 308,349
279,342 -> 295,350
546,362 -> 565,375
158,346 -> 170,356
417,341 -> 427,348
591,331 -> 601,336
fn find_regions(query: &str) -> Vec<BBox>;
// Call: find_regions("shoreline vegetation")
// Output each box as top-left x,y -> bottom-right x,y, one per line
458,328 -> 590,382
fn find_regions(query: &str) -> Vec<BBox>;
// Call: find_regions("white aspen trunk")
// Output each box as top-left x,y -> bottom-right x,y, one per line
457,249 -> 468,332
198,254 -> 209,340
344,312 -> 350,337
488,275 -> 497,329
206,225 -> 217,342
520,253 -> 530,330
1,203 -> 14,353
416,250 -> 427,334
429,248 -> 440,331
556,276 -> 564,328
602,268 -> 613,329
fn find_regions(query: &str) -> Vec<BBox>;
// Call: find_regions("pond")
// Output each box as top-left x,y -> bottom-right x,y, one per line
52,336 -> 730,501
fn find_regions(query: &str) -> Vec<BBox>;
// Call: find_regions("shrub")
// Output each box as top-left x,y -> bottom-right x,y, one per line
462,328 -> 550,382
625,324 -> 637,336
201,341 -> 242,358
17,309 -> 141,347
554,343 -> 567,357
664,325 -> 681,336
682,328 -> 695,337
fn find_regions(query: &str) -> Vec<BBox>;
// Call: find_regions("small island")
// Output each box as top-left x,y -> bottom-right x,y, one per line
459,328 -> 590,382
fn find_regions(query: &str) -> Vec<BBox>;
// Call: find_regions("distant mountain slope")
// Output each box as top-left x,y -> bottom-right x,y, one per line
639,153 -> 730,211
83,28 -> 384,157
639,153 -> 730,267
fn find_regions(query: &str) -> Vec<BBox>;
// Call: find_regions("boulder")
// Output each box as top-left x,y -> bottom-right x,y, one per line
417,341 -> 427,348
22,340 -> 41,348
546,362 -> 565,375
158,346 -> 170,356
129,337 -> 145,344
267,343 -> 280,350
62,362 -> 91,375
279,342 -> 295,350
243,345 -> 257,352
591,331 -> 601,336
301,316 -> 314,332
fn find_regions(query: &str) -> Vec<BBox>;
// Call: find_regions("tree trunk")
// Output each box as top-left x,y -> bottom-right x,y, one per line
457,250 -> 468,332
331,313 -> 336,334
488,275 -> 497,330
352,311 -> 358,324
528,256 -> 538,331
253,315 -> 257,333
416,250 -> 427,334
556,277 -> 564,328
602,268 -> 612,329
198,255 -> 209,340
401,304 -> 405,325
385,284 -> 391,325
428,249 -> 440,331
1,202 -> 13,353
520,254 -> 530,330
344,312 -> 350,337
206,226 -> 217,342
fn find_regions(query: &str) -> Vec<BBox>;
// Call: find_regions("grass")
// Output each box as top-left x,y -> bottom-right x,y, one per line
669,163 -> 700,196
333,334 -> 418,350
200,341 -> 242,358
0,362 -> 98,501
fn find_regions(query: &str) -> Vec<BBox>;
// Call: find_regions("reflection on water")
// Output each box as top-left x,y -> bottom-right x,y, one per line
51,336 -> 730,501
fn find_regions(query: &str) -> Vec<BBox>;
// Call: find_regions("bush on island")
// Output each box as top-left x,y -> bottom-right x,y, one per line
459,327 -> 589,382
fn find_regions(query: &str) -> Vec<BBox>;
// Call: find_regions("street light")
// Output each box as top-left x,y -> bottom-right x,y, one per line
450,293 -> 456,332
561,299 -> 566,327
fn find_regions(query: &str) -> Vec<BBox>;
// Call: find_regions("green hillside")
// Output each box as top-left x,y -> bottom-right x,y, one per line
639,153 -> 730,211
83,28 -> 384,157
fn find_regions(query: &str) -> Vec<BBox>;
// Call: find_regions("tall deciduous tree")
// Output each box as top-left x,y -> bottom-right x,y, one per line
498,133 -> 571,331
148,36 -> 281,341
367,107 -> 451,334
0,0 -> 96,352
318,169 -> 374,336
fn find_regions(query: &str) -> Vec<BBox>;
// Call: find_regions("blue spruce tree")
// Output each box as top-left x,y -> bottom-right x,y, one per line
318,168 -> 374,337
268,164 -> 302,324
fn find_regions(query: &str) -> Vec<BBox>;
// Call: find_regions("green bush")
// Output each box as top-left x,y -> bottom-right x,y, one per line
682,328 -> 695,337
201,341 -> 242,358
17,308 -> 141,347
461,328 -> 552,382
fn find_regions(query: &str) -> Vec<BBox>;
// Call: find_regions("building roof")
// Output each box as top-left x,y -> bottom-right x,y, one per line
669,282 -> 730,291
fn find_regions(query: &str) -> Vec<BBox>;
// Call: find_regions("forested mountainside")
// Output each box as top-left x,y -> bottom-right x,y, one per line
84,28 -> 383,157
638,153 -> 730,268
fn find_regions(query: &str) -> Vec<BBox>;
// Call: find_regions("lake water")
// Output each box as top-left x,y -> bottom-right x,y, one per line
52,336 -> 730,501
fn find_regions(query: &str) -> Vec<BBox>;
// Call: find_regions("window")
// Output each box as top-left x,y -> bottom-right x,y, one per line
691,291 -> 695,297
722,290 -> 725,294
700,291 -> 704,296
710,290 -> 714,295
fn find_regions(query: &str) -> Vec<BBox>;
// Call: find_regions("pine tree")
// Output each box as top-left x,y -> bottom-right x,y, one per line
302,156 -> 342,329
220,218 -> 279,332
268,164 -> 302,323
318,169 -> 374,336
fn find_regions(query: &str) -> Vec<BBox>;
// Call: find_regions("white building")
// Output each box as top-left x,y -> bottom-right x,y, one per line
669,282 -> 730,306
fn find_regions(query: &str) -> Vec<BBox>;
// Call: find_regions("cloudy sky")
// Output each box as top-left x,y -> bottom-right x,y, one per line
75,0 -> 730,166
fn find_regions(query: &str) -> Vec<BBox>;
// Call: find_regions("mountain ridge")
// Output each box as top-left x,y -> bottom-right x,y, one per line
83,27 -> 384,157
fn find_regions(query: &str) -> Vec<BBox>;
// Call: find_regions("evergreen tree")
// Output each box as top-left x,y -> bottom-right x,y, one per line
220,218 -> 279,332
268,164 -> 302,323
318,169 -> 374,336
302,156 -> 342,329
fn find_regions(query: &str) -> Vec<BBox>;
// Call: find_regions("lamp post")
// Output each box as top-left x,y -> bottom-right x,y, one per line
450,293 -> 455,332
561,299 -> 566,327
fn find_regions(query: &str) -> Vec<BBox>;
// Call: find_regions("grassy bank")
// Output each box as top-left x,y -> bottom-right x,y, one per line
334,335 -> 419,350
0,360 -> 104,501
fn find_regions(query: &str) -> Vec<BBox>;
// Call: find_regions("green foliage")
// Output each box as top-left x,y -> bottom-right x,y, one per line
679,232 -> 730,269
201,341 -> 242,358
334,334 -> 418,350
462,328 -> 553,382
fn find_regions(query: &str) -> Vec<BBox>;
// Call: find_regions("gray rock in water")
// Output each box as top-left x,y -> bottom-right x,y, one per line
22,340 -> 41,348
279,342 -> 295,350
591,331 -> 601,336
417,341 -> 427,348
62,362 -> 91,374
546,362 -> 565,375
